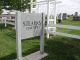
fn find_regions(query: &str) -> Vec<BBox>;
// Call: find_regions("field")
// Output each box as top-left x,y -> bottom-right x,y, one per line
0,19 -> 80,60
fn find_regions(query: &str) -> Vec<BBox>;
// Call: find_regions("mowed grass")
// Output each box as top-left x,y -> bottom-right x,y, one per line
57,17 -> 80,35
60,16 -> 80,26
0,24 -> 40,60
0,18 -> 80,60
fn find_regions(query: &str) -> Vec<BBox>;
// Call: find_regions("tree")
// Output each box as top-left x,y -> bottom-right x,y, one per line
1,0 -> 31,12
0,1 -> 3,14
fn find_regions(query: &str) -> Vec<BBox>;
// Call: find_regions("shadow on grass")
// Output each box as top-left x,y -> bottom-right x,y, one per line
6,31 -> 16,39
42,37 -> 80,60
1,37 -> 80,60
0,24 -> 6,30
0,45 -> 39,60
7,31 -> 40,41
0,53 -> 16,60
1,39 -> 80,60
0,26 -> 80,60
0,24 -> 14,30
22,36 -> 40,41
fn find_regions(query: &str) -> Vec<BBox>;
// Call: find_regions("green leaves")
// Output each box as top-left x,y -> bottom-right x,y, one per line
0,0 -> 3,14
0,0 -> 31,12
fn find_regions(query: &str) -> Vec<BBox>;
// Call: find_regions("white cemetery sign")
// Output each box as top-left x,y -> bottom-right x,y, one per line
16,12 -> 45,60
21,13 -> 42,39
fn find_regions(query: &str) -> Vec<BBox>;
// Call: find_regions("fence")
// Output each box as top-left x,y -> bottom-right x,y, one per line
48,24 -> 80,39
0,14 -> 80,40
0,14 -> 16,28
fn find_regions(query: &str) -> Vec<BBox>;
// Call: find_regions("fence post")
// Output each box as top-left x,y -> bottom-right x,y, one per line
5,19 -> 7,27
15,15 -> 16,29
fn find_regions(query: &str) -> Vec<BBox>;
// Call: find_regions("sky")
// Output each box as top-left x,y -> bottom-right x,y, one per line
56,0 -> 80,14
37,0 -> 80,15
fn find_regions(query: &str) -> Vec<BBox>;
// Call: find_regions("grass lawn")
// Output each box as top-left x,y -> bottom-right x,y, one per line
0,19 -> 80,60
57,16 -> 80,26
57,18 -> 80,35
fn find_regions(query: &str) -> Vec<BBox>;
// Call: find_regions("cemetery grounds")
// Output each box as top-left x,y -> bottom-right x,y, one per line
0,17 -> 80,60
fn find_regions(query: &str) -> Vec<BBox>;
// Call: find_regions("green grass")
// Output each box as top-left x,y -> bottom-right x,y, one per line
0,19 -> 80,60
0,24 -> 40,60
57,28 -> 80,35
58,17 -> 80,26
57,18 -> 80,35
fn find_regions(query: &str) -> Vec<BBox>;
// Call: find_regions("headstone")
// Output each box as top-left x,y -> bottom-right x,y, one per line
74,12 -> 78,17
57,13 -> 62,23
73,16 -> 80,21
62,13 -> 67,20
73,12 -> 80,21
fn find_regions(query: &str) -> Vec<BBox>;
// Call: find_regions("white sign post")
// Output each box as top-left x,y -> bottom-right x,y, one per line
16,12 -> 45,60
47,0 -> 50,38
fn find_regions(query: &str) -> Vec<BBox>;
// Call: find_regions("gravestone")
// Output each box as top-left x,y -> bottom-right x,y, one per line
62,13 -> 67,20
73,12 -> 80,21
73,16 -> 80,21
57,13 -> 62,23
74,12 -> 78,17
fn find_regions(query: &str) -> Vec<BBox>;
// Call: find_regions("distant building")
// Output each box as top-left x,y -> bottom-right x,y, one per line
0,9 -> 16,20
0,14 -> 16,20
0,9 -> 29,20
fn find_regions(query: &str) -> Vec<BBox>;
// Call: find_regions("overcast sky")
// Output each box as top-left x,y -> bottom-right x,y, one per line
57,0 -> 80,14
37,0 -> 80,15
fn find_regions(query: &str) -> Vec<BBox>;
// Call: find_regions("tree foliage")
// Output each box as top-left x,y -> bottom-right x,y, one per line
0,0 -> 3,14
0,0 -> 30,12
